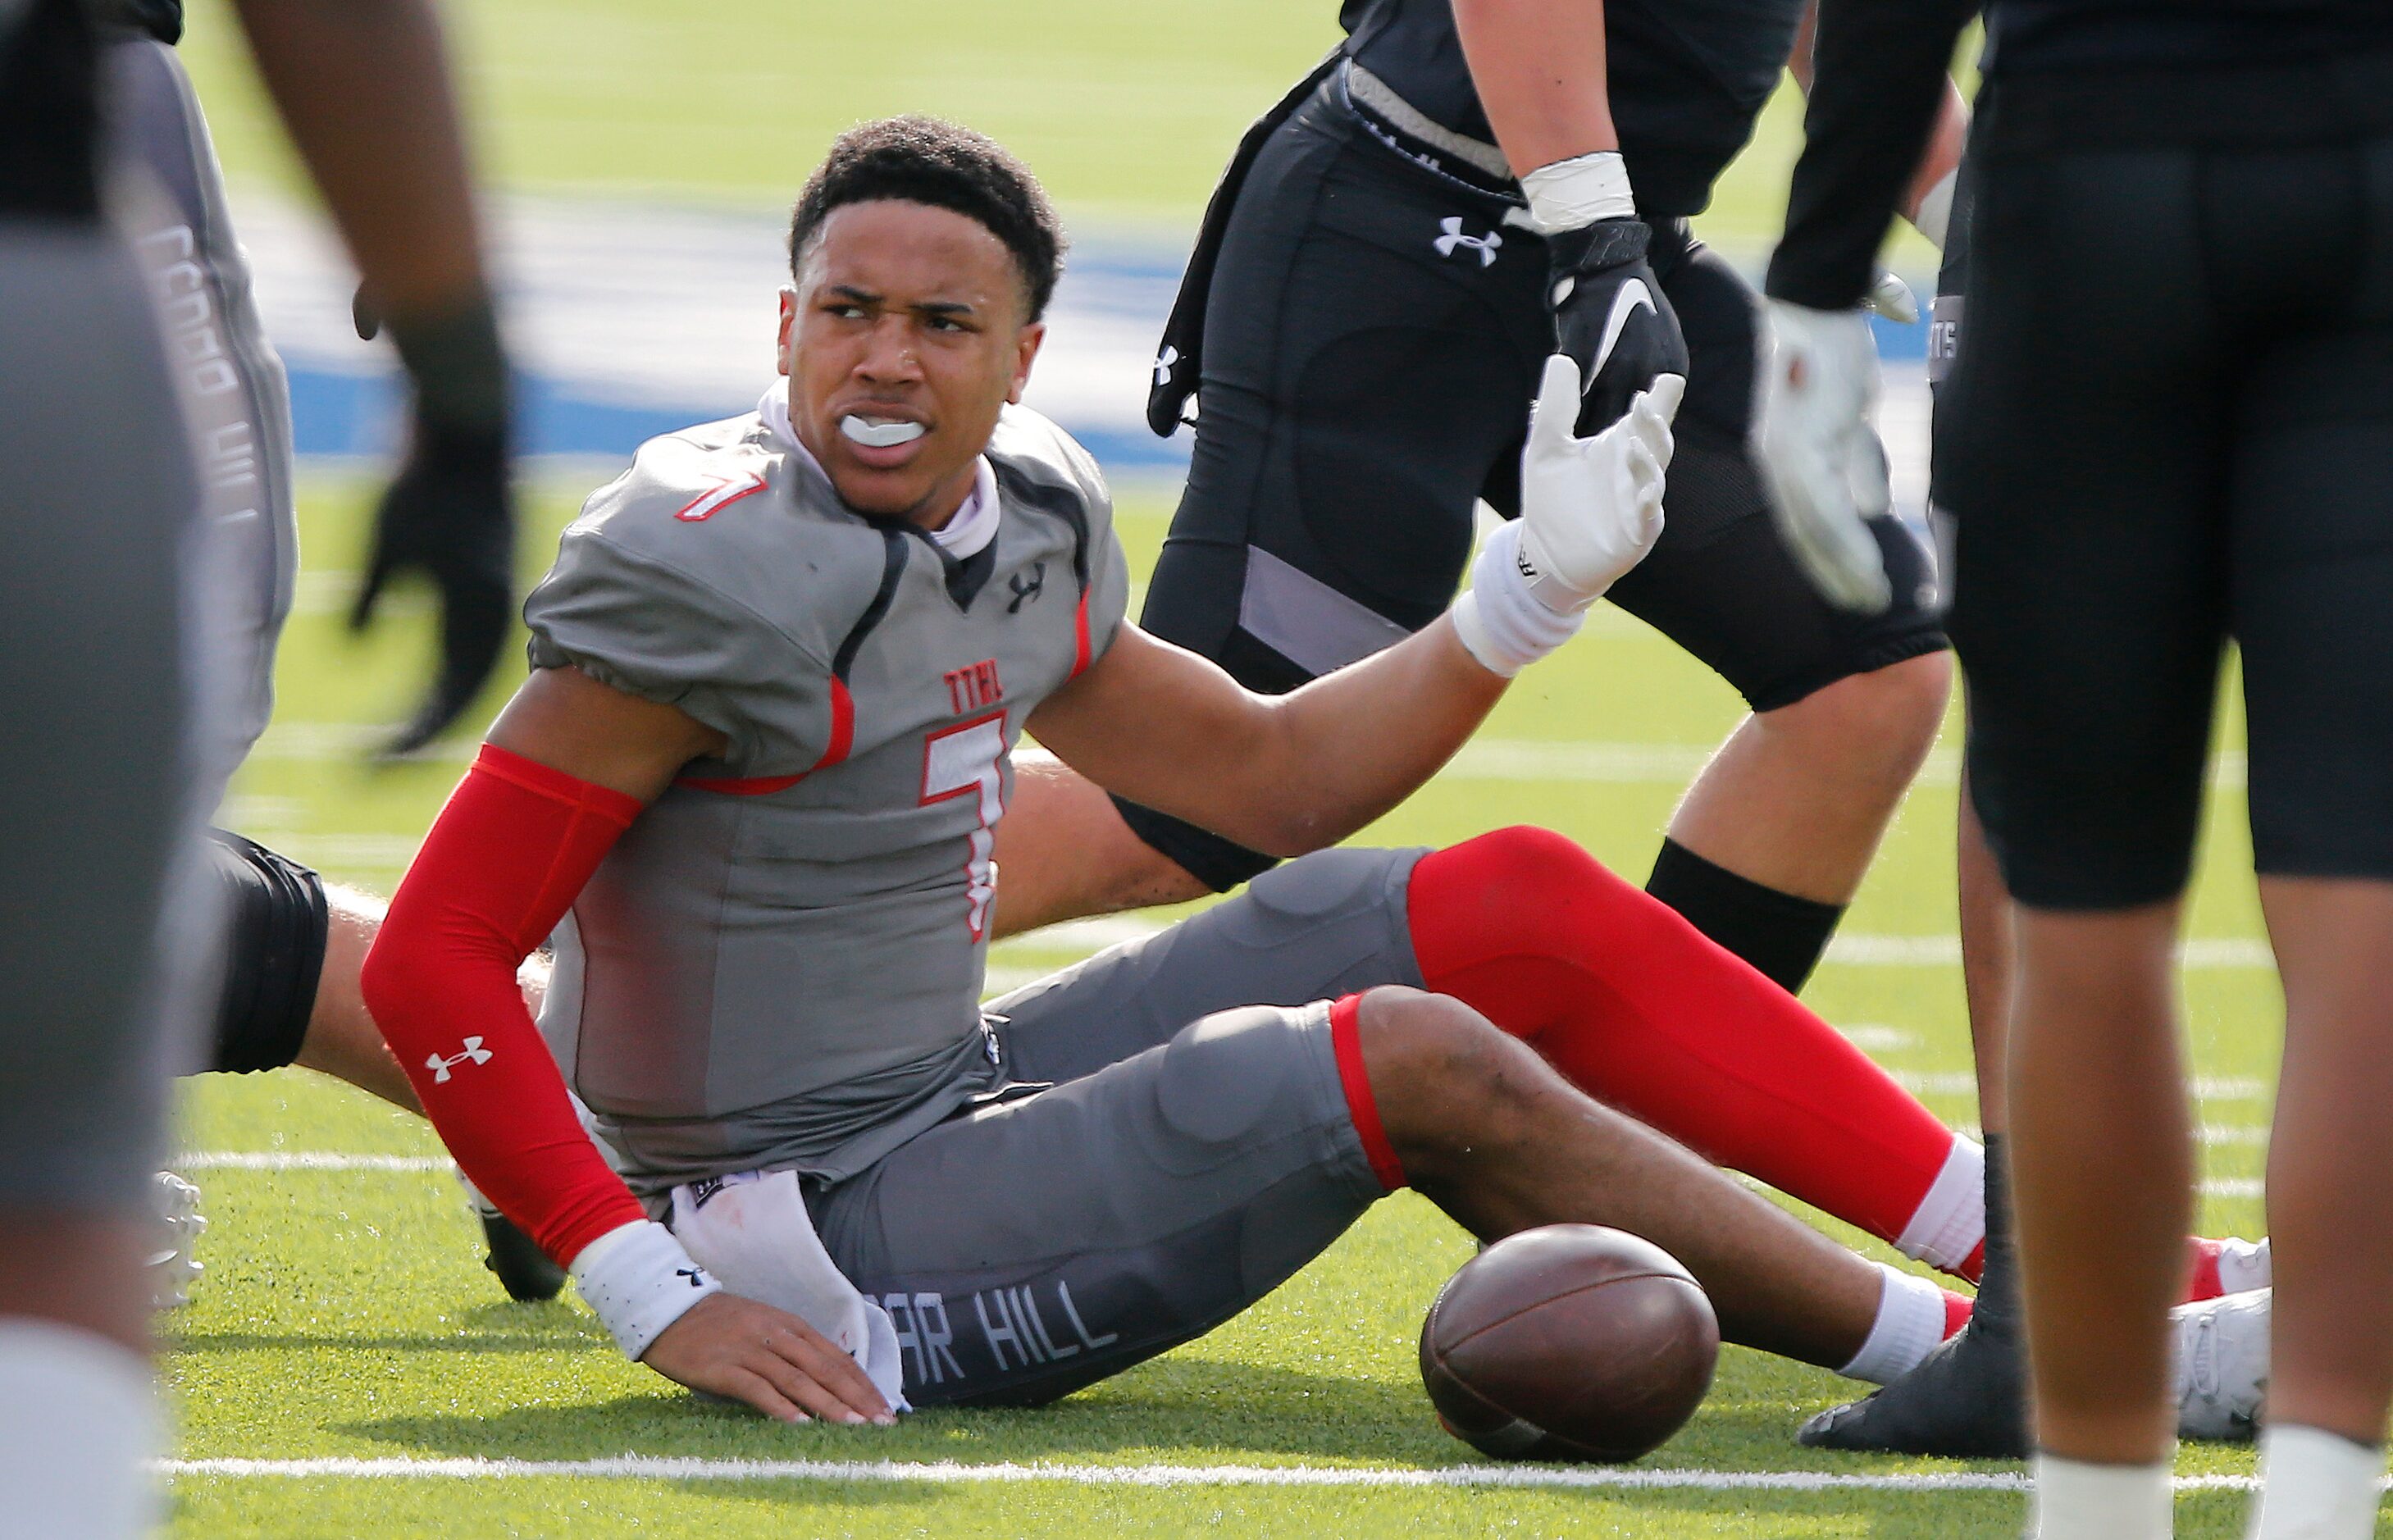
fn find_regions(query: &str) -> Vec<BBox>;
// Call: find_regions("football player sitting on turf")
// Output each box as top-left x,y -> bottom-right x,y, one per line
359,118 -> 2265,1427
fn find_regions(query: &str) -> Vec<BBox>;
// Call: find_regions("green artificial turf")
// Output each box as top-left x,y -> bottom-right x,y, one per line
171,0 -> 1947,265
159,5 -> 2290,1530
162,469 -> 2306,1537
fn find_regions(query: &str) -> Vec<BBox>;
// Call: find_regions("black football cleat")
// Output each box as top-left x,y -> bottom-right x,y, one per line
1800,1133 -> 2027,1458
480,1210 -> 567,1303
1797,1305 -> 2028,1456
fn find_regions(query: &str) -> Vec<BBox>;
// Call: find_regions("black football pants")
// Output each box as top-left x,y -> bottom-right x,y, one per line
1942,83 -> 2393,908
1122,79 -> 1945,891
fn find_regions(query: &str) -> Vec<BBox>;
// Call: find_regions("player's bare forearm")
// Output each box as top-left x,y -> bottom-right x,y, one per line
1028,619 -> 1505,859
485,666 -> 726,804
228,0 -> 489,321
1452,0 -> 1617,172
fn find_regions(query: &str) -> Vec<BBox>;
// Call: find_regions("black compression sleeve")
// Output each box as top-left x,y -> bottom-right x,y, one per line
1764,0 -> 1980,311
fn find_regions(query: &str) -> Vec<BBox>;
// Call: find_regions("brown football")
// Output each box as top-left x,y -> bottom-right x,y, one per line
1419,1223 -> 1720,1462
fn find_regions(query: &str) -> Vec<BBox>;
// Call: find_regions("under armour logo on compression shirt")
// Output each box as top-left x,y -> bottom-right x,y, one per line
1434,217 -> 1502,267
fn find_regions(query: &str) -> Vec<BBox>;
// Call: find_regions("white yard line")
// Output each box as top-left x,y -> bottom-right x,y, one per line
157,1454 -> 2286,1492
174,1151 -> 449,1172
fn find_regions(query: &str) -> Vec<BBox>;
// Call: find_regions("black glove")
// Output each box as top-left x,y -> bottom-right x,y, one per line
1544,216 -> 1689,435
349,290 -> 517,759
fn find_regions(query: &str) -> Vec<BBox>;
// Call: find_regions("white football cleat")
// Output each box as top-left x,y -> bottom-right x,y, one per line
2174,1287 -> 2269,1442
145,1170 -> 206,1311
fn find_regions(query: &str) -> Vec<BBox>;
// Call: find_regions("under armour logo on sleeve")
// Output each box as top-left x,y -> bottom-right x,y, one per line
426,1037 -> 494,1083
1153,345 -> 1179,388
1434,216 -> 1503,267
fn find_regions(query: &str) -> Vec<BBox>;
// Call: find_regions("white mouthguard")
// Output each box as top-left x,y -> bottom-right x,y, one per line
840,415 -> 926,449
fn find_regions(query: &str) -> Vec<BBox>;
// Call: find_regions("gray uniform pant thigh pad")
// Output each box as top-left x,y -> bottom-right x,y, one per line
810,1000 -> 1384,1408
988,845 -> 1429,1085
806,847 -> 1429,1406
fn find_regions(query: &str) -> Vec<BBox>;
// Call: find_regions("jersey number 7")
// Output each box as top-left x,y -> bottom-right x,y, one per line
920,711 -> 1008,940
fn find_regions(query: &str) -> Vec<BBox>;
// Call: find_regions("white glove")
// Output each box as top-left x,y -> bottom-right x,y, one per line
1451,357 -> 1679,676
1517,354 -> 1679,611
1755,298 -> 1894,613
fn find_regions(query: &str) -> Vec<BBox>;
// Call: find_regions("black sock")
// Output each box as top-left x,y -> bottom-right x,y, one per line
1974,1133 -> 2018,1330
1644,837 -> 1845,993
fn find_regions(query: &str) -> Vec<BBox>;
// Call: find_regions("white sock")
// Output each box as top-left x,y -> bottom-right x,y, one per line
2245,1424 -> 2385,1540
2217,1237 -> 2272,1295
0,1319 -> 161,1540
1895,1137 -> 1987,1275
2031,1453 -> 2174,1540
1839,1264 -> 1949,1384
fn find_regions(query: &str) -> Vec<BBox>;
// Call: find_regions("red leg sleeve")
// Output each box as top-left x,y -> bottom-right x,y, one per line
360,744 -> 651,1267
1408,827 -> 1973,1271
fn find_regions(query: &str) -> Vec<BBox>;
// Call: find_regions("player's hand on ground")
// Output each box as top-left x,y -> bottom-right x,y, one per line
1516,353 -> 1680,613
1754,297 -> 1894,613
349,412 -> 517,759
1546,217 -> 1691,434
640,1291 -> 896,1427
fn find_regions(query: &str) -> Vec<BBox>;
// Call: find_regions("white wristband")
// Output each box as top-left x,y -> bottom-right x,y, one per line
1521,150 -> 1634,235
1450,523 -> 1586,677
1910,166 -> 1958,252
569,1219 -> 722,1361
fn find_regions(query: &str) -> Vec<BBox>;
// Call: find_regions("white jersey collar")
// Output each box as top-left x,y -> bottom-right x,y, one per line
759,386 -> 1000,560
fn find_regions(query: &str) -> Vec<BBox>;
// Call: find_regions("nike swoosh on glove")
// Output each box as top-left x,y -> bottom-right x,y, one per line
1517,354 -> 1681,611
349,417 -> 517,758
1546,218 -> 1691,436
1754,298 -> 1894,613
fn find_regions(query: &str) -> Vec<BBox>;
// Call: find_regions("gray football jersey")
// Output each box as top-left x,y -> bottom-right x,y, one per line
524,399 -> 1131,1195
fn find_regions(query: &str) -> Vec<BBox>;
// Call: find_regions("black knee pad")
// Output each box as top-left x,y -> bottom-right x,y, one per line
206,828 -> 329,1074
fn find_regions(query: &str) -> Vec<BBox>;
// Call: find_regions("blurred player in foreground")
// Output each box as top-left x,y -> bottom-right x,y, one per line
1755,0 -> 2393,1533
96,0 -> 521,1302
0,0 -> 508,1532
358,118 -> 2267,1428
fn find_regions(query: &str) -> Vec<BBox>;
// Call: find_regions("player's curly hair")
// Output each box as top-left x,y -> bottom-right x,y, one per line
789,116 -> 1067,322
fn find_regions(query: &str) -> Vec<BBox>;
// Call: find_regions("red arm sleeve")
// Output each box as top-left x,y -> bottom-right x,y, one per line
360,743 -> 651,1266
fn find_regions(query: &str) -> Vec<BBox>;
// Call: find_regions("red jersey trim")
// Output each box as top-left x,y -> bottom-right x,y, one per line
673,679 -> 855,796
1069,590 -> 1092,678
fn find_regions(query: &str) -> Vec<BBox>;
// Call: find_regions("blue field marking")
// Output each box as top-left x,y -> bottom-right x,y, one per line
284,363 -> 1197,468
243,194 -> 1930,469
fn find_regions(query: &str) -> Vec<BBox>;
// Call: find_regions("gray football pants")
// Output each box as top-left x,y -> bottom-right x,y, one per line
108,37 -> 297,797
0,222 -> 203,1213
805,845 -> 1429,1407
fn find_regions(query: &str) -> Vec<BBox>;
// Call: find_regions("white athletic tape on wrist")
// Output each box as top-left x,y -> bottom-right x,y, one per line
1450,523 -> 1585,677
570,1219 -> 722,1361
1912,166 -> 1958,253
1522,150 -> 1634,235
